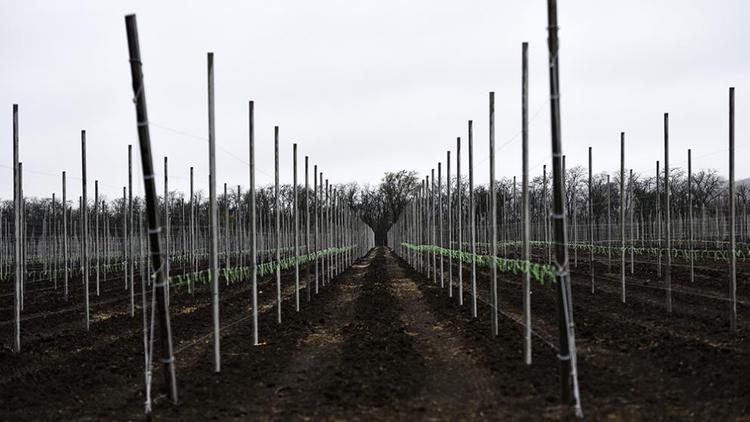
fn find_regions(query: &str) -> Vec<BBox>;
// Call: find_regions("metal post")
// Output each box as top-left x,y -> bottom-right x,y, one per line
248,101 -> 258,345
293,143 -> 300,311
190,166 -> 195,293
431,170 -> 436,283
95,181 -> 100,296
657,160 -> 662,278
81,130 -> 90,330
629,169 -> 634,274
274,126 -> 281,323
688,149 -> 694,283
314,166 -> 319,294
224,183 -> 229,284
664,113 -> 672,314
457,137 -> 463,305
469,120 -> 477,318
729,87 -> 737,331
305,156 -> 311,303
129,145 -> 134,317
620,133 -> 626,303
521,41 -> 531,364
545,165 -> 550,265
12,104 -> 20,352
607,174 -> 611,272
546,1 -> 583,413
447,151 -> 453,297
63,171 -> 68,301
438,162 -> 444,288
125,13 -> 178,403
164,157 -> 170,287
489,92 -> 498,336
207,52 -> 221,372
588,147 -> 594,293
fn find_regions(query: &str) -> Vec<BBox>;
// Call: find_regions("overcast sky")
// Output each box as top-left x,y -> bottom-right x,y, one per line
3,0 -> 749,201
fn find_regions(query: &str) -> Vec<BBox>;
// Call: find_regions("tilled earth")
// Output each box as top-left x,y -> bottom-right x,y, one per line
1,247 -> 749,420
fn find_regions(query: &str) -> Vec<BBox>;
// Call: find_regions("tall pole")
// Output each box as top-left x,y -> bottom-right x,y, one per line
236,186 -> 242,270
274,126 -> 281,324
53,193 -> 58,290
607,174 -> 611,272
95,180 -> 100,296
514,176 -> 518,258
572,185 -> 577,267
521,41 -> 531,364
457,137 -> 463,305
469,120 -> 477,318
620,133 -> 626,303
438,162 -> 444,287
688,149 -> 694,283
664,113 -> 672,314
12,104 -> 20,352
164,157 -> 170,287
129,144 -> 134,317
588,147 -> 594,293
545,165 -> 550,264
489,91 -> 498,336
249,101 -> 258,345
546,1 -> 582,414
224,183 -> 229,283
293,143 -> 300,311
190,167 -> 195,292
207,52 -> 221,372
81,130 -> 90,331
123,187 -> 127,293
447,151 -> 453,298
20,164 -> 25,313
322,173 -> 326,285
729,87 -> 737,331
629,168 -> 634,274
656,160 -> 662,278
63,171 -> 68,302
431,170 -> 436,283
327,181 -> 332,281
314,165 -> 319,295
125,13 -> 178,404
305,155 -> 311,303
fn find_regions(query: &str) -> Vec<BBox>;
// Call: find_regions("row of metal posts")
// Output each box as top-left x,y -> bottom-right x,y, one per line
389,18 -> 580,411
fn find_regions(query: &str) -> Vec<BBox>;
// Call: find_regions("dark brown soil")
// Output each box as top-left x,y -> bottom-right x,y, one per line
1,247 -> 749,420
422,246 -> 750,420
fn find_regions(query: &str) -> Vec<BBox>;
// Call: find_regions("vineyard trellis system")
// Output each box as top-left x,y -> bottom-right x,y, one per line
388,1 -> 746,418
2,1 -> 749,419
388,89 -> 747,418
1,14 -> 375,416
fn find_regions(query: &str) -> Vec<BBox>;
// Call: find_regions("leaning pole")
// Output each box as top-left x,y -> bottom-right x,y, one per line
546,0 -> 583,416
125,13 -> 178,405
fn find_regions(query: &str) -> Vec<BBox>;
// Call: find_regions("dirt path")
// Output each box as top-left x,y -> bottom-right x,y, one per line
154,247 -> 515,420
382,248 -> 508,419
300,247 -> 508,420
273,247 -> 512,420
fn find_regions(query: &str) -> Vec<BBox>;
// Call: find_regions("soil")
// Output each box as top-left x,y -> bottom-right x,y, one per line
1,247 -> 749,420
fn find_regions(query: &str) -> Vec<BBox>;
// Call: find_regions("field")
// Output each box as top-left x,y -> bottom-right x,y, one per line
3,2 -> 750,420
2,245 -> 748,420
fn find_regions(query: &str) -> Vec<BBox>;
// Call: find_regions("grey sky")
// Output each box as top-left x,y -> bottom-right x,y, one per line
3,0 -> 749,201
